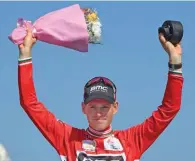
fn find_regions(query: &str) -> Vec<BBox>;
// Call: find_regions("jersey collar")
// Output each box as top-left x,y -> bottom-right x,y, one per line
86,125 -> 113,138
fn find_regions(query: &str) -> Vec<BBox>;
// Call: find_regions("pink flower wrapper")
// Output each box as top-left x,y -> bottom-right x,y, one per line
8,4 -> 89,52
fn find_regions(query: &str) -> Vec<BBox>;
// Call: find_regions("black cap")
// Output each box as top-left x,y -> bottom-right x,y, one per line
84,82 -> 116,104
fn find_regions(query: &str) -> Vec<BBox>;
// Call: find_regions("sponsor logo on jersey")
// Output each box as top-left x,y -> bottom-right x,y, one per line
76,152 -> 125,161
82,140 -> 96,152
104,136 -> 123,151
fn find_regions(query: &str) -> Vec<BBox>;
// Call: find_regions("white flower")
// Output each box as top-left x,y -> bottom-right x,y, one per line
89,21 -> 102,43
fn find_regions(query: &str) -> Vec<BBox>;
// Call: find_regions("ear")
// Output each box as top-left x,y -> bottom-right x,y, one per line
81,102 -> 86,114
113,101 -> 119,115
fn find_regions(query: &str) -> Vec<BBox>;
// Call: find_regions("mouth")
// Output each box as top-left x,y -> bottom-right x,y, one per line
93,118 -> 107,122
93,117 -> 106,120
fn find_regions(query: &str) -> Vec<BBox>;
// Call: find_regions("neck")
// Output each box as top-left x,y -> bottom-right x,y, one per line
86,125 -> 113,138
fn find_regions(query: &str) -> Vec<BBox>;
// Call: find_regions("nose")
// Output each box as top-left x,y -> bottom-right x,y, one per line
96,112 -> 102,117
95,107 -> 103,116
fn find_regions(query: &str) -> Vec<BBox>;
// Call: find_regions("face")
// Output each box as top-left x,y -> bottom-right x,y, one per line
82,99 -> 118,131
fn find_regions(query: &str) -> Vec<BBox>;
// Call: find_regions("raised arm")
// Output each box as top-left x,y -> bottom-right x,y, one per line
18,28 -> 72,153
121,33 -> 184,158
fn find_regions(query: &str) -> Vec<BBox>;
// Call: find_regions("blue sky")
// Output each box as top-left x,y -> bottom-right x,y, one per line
0,1 -> 194,161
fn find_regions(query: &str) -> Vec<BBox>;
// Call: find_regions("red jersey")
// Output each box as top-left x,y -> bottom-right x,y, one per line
18,62 -> 183,161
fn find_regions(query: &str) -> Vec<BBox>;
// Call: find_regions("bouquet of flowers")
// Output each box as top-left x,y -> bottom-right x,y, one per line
8,4 -> 102,52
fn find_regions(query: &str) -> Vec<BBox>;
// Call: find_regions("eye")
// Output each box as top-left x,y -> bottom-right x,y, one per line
102,106 -> 109,109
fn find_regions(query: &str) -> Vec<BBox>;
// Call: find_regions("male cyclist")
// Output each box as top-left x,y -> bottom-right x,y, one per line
18,28 -> 183,161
